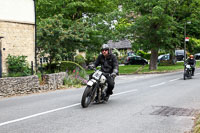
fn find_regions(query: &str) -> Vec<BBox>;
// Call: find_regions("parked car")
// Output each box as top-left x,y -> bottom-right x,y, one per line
194,53 -> 200,60
175,50 -> 185,61
127,51 -> 135,56
157,54 -> 170,64
124,55 -> 148,65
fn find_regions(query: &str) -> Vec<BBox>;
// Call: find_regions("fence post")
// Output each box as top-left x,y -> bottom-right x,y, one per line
40,58 -> 43,76
31,61 -> 34,75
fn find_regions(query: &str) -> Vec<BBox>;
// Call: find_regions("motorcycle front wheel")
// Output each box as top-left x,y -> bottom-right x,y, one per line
81,86 -> 95,108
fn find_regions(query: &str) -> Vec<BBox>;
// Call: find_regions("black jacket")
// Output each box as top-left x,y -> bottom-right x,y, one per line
94,54 -> 119,74
186,58 -> 196,66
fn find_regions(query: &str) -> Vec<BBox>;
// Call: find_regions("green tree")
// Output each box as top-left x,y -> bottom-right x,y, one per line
37,15 -> 92,63
119,0 -> 200,70
36,0 -> 121,64
36,0 -> 120,20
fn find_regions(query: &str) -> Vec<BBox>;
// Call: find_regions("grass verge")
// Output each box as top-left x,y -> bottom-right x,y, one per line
191,114 -> 200,133
86,61 -> 200,75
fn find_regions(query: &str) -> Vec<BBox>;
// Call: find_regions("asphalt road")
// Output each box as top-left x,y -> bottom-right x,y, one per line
0,69 -> 200,133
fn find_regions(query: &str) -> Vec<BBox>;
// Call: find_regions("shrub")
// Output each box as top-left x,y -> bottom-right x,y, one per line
43,62 -> 60,73
75,54 -> 86,68
85,52 -> 97,65
63,69 -> 87,88
75,54 -> 85,64
136,50 -> 166,60
60,61 -> 82,73
6,55 -> 31,77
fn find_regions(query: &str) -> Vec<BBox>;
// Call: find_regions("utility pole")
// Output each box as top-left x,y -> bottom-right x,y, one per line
184,22 -> 186,63
184,21 -> 191,63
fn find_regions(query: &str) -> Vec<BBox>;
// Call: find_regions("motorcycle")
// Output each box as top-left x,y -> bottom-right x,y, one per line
183,63 -> 193,80
81,69 -> 111,108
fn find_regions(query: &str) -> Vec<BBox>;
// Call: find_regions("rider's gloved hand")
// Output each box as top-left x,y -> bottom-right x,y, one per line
88,64 -> 95,69
111,73 -> 117,78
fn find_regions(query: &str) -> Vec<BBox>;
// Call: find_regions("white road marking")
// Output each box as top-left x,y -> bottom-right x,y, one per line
169,78 -> 180,82
0,89 -> 138,127
0,103 -> 80,127
150,82 -> 166,88
112,89 -> 138,96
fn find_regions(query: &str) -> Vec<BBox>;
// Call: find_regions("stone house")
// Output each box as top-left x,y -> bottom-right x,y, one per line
0,0 -> 35,76
107,39 -> 132,52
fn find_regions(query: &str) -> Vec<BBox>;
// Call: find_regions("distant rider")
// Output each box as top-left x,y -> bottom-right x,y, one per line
90,44 -> 119,99
186,55 -> 196,76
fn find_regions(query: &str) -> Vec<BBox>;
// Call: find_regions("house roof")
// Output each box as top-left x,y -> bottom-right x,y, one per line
107,39 -> 131,49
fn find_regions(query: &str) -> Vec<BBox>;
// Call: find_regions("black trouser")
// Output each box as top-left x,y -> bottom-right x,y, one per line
104,74 -> 115,95
191,67 -> 195,75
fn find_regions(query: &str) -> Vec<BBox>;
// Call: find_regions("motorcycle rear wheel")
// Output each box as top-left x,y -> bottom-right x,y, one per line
183,72 -> 186,80
81,86 -> 94,108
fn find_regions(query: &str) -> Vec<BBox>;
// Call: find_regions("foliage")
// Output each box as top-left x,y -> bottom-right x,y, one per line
117,0 -> 200,70
112,48 -> 120,57
36,0 -> 200,72
75,54 -> 86,66
36,0 -> 120,20
6,55 -> 31,77
136,50 -> 165,60
114,49 -> 127,64
60,61 -> 85,73
193,114 -> 200,133
85,51 -> 97,65
37,15 -> 66,63
37,15 -> 91,63
42,60 -> 86,74
36,0 -> 121,58
63,69 -> 87,88
187,38 -> 200,54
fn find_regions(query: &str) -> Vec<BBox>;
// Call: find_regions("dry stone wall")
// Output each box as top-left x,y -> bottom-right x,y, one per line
0,72 -> 67,97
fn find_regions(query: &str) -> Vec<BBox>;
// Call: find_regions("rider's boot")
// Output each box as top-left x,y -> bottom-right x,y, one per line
104,90 -> 113,101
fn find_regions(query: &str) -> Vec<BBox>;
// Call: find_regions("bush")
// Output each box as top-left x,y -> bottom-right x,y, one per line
75,54 -> 86,68
136,50 -> 166,60
60,61 -> 77,73
118,56 -> 126,64
85,52 -> 97,65
6,55 -> 31,77
63,70 -> 87,88
43,62 -> 60,73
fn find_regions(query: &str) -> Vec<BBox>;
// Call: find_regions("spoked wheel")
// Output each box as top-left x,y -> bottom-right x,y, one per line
81,86 -> 95,108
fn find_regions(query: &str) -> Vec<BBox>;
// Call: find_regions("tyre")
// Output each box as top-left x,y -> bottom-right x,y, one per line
81,86 -> 94,108
189,71 -> 192,79
183,71 -> 186,80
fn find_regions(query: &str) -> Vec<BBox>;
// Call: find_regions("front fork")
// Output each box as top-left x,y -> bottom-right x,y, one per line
90,83 -> 99,102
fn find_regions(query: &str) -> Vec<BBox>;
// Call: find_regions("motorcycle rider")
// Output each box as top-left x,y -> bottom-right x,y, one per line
186,55 -> 196,76
90,44 -> 119,99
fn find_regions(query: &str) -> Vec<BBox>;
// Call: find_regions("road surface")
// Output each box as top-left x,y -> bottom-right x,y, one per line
0,69 -> 200,133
